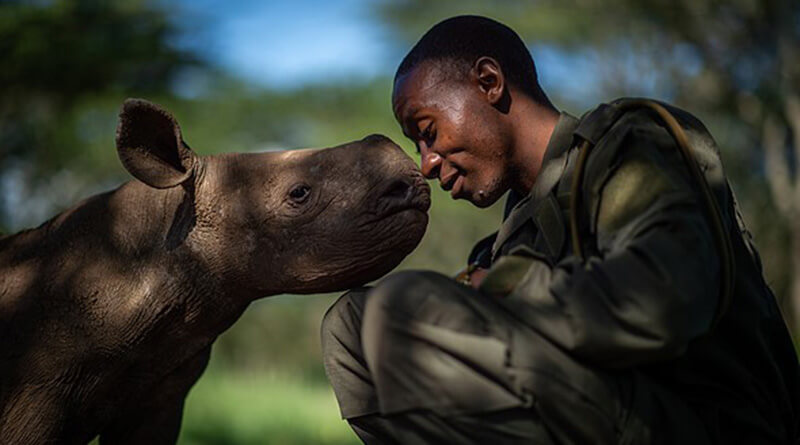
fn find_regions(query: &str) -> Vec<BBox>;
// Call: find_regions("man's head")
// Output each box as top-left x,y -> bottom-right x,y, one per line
392,15 -> 554,207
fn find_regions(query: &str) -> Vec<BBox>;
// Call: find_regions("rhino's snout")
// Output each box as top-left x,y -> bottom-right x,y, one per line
360,133 -> 408,159
375,172 -> 431,218
361,133 -> 394,145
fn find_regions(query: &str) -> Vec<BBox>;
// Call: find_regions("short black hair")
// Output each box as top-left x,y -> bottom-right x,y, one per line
395,15 -> 549,104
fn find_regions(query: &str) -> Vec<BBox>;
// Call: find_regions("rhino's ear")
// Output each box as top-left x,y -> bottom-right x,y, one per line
116,98 -> 197,189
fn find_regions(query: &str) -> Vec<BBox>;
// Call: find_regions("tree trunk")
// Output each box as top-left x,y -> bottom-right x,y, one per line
790,224 -> 800,341
762,95 -> 800,340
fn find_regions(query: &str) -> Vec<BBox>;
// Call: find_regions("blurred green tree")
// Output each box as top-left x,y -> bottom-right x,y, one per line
0,0 -> 200,229
375,0 -> 800,336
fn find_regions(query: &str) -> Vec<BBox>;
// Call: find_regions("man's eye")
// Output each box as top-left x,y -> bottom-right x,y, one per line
421,124 -> 436,142
417,123 -> 436,149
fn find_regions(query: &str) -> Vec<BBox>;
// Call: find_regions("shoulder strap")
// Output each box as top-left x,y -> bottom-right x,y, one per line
573,103 -> 628,146
570,98 -> 735,329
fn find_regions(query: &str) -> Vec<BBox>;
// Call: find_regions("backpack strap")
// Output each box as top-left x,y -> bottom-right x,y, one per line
573,103 -> 628,146
569,98 -> 735,329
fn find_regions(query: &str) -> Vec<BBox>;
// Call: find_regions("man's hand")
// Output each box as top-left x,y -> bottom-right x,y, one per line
455,253 -> 540,293
477,255 -> 540,297
456,256 -> 542,295
468,267 -> 489,289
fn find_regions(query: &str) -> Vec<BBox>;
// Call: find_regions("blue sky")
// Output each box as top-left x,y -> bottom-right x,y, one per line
170,0 -> 612,104
174,0 -> 395,88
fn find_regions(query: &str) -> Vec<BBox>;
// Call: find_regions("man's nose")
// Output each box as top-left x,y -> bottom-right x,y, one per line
419,146 -> 442,180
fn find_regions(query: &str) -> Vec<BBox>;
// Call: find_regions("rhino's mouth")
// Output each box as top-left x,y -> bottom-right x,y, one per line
376,179 -> 431,220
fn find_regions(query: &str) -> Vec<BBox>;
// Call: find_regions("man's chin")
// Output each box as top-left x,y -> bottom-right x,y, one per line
455,177 -> 507,207
465,189 -> 502,208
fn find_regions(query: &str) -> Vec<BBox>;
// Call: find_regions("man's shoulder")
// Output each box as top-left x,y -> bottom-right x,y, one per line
568,98 -> 726,238
490,98 -> 723,263
577,98 -> 706,141
573,98 -> 719,183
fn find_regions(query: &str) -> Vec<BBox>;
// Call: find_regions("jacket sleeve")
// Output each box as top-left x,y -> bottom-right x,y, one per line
506,121 -> 724,368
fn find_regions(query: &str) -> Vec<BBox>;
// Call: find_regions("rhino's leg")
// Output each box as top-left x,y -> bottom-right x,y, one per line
98,346 -> 211,445
0,389 -> 75,445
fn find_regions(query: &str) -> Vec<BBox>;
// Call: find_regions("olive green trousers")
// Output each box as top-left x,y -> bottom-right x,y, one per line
321,271 -> 710,444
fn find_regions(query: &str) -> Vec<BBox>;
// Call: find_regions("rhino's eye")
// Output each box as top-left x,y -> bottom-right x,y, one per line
288,184 -> 311,203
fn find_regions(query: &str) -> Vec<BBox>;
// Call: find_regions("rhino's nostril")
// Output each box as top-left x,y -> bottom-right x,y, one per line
376,177 -> 430,217
383,180 -> 411,200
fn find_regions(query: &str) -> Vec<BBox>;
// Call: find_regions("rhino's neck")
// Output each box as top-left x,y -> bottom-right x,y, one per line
0,178 -> 247,378
0,181 -> 169,255
60,180 -> 194,258
179,153 -> 284,303
0,180 -> 222,309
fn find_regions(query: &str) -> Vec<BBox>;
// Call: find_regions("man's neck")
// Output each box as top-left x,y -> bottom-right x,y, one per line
507,96 -> 560,196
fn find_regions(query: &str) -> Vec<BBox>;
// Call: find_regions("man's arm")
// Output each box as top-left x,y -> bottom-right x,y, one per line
502,122 -> 726,368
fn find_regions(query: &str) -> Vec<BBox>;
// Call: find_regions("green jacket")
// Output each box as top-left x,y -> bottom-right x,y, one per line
473,98 -> 800,443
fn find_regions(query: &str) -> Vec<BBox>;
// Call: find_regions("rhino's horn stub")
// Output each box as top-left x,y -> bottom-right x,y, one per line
116,98 -> 196,189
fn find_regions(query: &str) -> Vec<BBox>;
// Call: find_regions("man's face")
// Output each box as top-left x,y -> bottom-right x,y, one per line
392,62 -> 512,208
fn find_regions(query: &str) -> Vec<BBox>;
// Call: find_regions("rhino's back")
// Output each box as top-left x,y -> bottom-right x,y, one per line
0,182 -> 174,344
0,192 -> 192,443
0,223 -> 101,442
0,181 -> 235,442
0,189 -> 177,417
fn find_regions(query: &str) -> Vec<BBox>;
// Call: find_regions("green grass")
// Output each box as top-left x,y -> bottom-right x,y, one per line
178,372 -> 360,445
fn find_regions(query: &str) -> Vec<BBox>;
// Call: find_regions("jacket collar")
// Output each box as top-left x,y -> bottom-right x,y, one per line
503,112 -> 579,219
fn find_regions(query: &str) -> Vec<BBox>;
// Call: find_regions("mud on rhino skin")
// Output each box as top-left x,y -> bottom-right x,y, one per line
0,98 -> 430,444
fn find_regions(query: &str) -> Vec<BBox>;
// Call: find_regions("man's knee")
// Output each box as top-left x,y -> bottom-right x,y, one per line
322,272 -> 451,368
321,288 -> 384,420
362,270 -> 463,327
320,288 -> 369,363
360,271 -> 526,416
361,271 -> 460,355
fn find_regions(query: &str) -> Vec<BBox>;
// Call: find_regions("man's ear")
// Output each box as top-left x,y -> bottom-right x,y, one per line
471,57 -> 505,105
116,98 -> 197,189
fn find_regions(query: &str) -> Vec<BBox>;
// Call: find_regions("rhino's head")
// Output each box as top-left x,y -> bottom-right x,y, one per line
116,99 -> 429,296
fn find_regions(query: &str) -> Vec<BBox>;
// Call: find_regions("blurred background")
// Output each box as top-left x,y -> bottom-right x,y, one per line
1,0 -> 798,443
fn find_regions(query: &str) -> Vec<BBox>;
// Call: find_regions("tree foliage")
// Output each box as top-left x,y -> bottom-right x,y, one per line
0,0 -> 199,229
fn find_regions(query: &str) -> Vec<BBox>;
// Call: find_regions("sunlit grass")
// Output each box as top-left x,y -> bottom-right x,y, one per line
178,372 -> 359,445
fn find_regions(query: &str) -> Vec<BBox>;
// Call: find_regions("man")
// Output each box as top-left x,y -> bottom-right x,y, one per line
321,15 -> 800,444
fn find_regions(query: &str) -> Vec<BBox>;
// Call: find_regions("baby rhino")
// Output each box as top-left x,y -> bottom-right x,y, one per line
0,99 -> 430,444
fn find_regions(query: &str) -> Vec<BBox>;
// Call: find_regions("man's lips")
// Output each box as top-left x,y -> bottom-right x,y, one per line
440,172 -> 465,198
451,175 -> 465,198
440,171 -> 458,191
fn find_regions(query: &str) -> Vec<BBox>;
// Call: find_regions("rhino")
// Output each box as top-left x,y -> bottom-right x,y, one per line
0,99 -> 430,444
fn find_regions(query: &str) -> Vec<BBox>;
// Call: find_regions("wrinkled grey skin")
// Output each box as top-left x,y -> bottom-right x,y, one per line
0,99 -> 430,444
